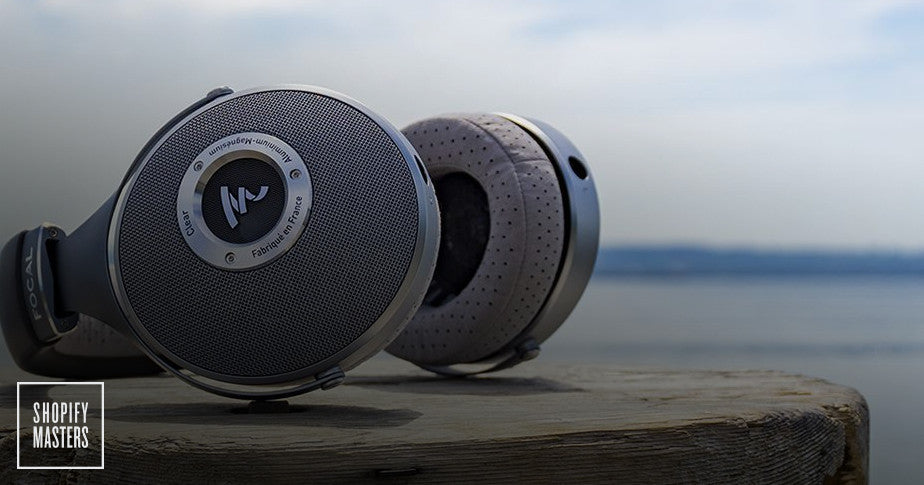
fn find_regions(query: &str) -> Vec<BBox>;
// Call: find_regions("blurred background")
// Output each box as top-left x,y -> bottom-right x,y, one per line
1,0 -> 923,482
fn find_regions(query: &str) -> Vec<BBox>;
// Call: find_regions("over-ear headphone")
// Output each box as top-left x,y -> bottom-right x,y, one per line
0,85 -> 598,399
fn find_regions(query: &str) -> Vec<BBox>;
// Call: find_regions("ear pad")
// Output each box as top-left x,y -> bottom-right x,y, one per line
386,114 -> 565,365
53,316 -> 150,358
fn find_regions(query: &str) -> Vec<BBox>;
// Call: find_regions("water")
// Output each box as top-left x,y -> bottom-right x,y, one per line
543,276 -> 924,484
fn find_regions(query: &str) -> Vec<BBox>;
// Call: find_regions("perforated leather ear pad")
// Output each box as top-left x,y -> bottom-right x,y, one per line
386,114 -> 565,365
54,316 -> 150,358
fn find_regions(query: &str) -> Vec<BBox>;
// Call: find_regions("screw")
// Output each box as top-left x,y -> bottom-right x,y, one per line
225,252 -> 236,264
49,228 -> 58,238
194,161 -> 204,171
290,169 -> 301,179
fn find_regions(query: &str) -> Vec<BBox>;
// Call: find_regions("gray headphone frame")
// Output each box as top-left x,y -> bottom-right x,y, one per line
0,87 -> 596,396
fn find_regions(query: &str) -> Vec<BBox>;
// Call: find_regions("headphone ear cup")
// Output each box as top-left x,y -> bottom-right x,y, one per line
387,114 -> 566,366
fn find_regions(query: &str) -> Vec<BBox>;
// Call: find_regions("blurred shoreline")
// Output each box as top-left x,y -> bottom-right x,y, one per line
595,245 -> 924,277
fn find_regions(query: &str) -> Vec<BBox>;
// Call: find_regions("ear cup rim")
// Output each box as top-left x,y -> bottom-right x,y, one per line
387,114 -> 566,366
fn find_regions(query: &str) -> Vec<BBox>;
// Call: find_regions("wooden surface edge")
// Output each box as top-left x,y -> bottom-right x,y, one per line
0,365 -> 870,484
821,387 -> 869,485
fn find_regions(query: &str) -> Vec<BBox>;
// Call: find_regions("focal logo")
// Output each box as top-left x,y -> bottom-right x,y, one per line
177,132 -> 312,270
200,158 -> 285,245
22,247 -> 42,321
220,186 -> 269,229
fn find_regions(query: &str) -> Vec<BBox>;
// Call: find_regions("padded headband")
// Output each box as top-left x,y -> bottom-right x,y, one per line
387,114 -> 565,365
0,232 -> 160,377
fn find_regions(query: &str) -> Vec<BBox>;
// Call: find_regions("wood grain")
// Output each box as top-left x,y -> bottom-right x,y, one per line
0,359 -> 868,484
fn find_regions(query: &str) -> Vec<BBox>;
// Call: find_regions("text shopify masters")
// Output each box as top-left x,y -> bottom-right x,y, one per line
32,401 -> 90,449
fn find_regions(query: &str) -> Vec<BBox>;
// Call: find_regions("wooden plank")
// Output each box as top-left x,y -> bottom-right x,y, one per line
0,359 -> 867,484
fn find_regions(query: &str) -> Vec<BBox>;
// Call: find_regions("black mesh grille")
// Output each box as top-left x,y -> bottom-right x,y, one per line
117,90 -> 419,378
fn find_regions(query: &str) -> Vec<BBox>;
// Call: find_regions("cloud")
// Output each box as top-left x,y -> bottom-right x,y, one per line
0,0 -> 922,248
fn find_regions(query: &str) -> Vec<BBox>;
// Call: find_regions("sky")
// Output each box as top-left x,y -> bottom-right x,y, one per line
0,0 -> 923,249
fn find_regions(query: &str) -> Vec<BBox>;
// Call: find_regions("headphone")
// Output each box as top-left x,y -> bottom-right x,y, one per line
0,85 -> 598,399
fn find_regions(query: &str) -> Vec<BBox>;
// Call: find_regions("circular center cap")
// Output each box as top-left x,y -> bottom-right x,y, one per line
201,158 -> 286,244
176,132 -> 312,271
